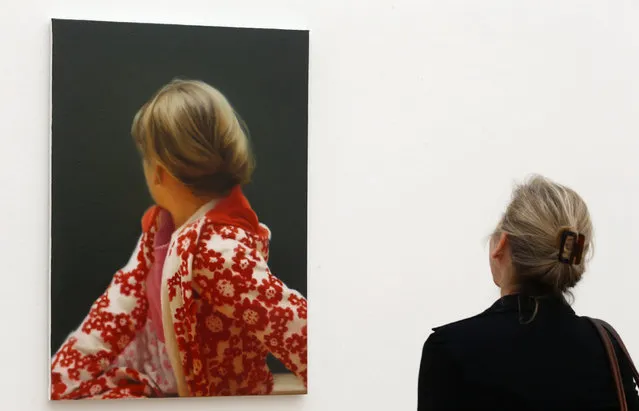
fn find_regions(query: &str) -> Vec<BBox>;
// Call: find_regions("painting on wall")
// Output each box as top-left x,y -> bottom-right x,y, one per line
49,18 -> 308,400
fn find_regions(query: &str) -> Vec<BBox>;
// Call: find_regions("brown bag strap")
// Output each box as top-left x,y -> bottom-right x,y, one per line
587,317 -> 638,411
597,319 -> 639,383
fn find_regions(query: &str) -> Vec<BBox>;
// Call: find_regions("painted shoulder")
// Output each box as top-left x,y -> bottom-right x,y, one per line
141,205 -> 162,233
258,222 -> 272,240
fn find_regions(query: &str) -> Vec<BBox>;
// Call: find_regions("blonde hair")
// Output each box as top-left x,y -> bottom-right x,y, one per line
493,175 -> 594,296
131,79 -> 254,195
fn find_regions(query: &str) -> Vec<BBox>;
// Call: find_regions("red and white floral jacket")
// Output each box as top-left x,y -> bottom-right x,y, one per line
51,186 -> 308,399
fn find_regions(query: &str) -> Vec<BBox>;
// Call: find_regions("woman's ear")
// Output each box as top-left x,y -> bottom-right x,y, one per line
490,232 -> 508,260
154,162 -> 166,185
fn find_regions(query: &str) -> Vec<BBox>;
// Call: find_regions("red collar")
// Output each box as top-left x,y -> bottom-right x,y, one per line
141,186 -> 266,237
205,185 -> 267,236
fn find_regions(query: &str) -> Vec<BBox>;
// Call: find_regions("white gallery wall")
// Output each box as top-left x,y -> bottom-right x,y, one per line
1,0 -> 638,410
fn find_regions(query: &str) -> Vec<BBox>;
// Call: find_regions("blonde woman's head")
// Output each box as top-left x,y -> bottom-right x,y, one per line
489,175 -> 593,298
132,79 -> 254,208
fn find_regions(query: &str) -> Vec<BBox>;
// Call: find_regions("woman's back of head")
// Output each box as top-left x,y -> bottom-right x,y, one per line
131,78 -> 254,197
493,174 -> 593,297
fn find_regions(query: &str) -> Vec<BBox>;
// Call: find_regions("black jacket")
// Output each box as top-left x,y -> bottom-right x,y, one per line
418,294 -> 639,411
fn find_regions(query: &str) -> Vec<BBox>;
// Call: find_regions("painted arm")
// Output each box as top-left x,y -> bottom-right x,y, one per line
189,226 -> 308,386
50,234 -> 156,400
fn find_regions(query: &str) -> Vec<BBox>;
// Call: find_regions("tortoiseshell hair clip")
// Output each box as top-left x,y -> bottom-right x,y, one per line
558,229 -> 585,265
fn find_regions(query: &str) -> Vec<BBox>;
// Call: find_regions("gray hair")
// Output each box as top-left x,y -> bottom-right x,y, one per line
493,175 -> 594,296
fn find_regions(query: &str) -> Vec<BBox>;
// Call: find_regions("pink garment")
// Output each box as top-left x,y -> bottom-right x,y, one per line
146,209 -> 174,343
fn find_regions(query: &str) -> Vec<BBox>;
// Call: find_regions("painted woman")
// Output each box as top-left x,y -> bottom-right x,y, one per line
51,79 -> 307,399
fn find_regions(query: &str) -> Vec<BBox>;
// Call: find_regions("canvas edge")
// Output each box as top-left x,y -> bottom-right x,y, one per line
49,16 -> 309,33
304,28 -> 311,396
47,18 -> 53,402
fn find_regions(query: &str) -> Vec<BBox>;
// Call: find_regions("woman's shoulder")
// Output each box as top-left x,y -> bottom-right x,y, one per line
200,217 -> 271,242
425,300 -> 514,347
171,215 -> 270,261
427,312 -> 490,343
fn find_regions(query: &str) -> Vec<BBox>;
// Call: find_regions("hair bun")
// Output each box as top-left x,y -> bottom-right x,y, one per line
494,175 -> 593,295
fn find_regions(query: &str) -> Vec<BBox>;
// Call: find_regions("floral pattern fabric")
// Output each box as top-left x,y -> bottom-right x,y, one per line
51,190 -> 307,400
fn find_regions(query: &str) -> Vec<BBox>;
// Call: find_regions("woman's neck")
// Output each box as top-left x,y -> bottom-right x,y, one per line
500,287 -> 519,297
169,196 -> 213,229
500,283 -> 561,300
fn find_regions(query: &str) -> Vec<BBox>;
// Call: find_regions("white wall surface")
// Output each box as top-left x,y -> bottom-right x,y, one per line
1,0 -> 638,410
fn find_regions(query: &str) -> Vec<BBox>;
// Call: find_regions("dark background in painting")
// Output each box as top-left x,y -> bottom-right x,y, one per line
50,19 -> 308,374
